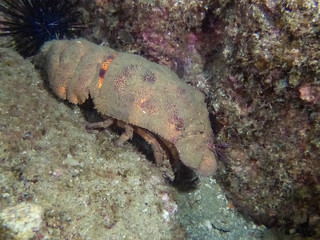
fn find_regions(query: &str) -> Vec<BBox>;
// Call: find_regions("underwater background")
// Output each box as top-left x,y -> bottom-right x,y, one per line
1,0 -> 320,239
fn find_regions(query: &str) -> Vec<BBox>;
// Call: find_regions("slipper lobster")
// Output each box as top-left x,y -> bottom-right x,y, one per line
37,39 -> 217,176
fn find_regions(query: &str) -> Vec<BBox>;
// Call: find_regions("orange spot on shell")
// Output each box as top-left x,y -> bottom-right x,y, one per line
102,58 -> 114,71
98,54 -> 117,89
98,77 -> 104,89
55,86 -> 66,99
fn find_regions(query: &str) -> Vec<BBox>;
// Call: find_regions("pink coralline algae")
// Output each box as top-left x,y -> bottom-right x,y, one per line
81,0 -> 219,88
299,84 -> 320,105
54,0 -> 320,238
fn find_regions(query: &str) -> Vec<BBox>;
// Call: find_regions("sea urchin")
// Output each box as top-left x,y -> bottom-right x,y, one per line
0,0 -> 84,57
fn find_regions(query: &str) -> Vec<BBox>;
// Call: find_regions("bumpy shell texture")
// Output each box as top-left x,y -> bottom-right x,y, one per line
38,39 -> 217,176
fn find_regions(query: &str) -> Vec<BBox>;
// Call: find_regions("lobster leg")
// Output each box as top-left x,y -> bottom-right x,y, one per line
86,118 -> 166,166
135,127 -> 166,166
115,124 -> 134,146
86,118 -> 113,130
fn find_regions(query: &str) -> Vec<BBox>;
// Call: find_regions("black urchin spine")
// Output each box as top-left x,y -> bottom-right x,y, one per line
0,0 -> 84,57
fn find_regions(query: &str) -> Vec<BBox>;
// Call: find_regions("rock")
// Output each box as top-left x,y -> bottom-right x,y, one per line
0,203 -> 43,240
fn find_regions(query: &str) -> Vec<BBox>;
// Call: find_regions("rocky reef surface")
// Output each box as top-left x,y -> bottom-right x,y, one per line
80,0 -> 320,238
0,47 -> 266,239
1,0 -> 320,239
0,47 -> 182,239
